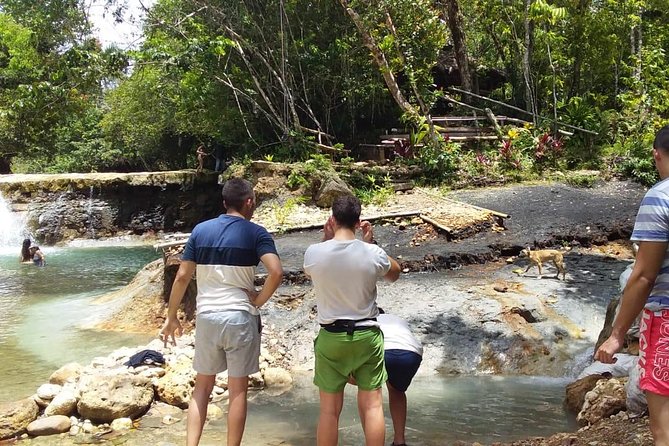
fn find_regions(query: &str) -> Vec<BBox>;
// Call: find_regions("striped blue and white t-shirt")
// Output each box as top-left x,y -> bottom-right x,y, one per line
631,177 -> 669,310
182,214 -> 278,315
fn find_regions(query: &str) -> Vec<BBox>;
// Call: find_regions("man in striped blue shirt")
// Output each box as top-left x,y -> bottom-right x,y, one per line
596,125 -> 669,446
160,178 -> 283,446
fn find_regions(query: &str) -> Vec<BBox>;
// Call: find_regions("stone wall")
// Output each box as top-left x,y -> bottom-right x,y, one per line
0,171 -> 222,244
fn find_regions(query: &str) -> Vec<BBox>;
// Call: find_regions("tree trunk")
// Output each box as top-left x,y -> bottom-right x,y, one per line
522,0 -> 536,120
568,0 -> 591,99
338,0 -> 420,121
444,0 -> 472,92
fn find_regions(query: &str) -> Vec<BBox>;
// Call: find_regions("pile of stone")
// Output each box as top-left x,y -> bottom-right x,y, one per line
0,334 -> 293,441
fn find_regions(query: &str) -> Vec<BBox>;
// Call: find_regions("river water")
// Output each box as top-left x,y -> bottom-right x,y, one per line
0,245 -> 159,402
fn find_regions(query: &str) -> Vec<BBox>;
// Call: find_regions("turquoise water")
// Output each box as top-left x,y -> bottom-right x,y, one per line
0,246 -> 160,402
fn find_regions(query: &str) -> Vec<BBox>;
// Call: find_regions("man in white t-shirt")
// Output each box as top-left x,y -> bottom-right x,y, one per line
304,195 -> 401,446
377,310 -> 423,446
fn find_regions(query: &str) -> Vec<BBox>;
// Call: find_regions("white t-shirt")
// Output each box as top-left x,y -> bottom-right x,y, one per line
378,314 -> 423,356
304,239 -> 391,325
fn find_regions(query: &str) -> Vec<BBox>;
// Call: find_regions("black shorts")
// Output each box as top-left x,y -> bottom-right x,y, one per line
384,349 -> 422,392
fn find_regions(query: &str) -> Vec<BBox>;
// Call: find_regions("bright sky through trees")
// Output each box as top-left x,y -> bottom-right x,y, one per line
86,0 -> 155,48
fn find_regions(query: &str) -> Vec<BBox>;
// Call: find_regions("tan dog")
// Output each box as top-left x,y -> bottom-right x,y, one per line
520,247 -> 566,280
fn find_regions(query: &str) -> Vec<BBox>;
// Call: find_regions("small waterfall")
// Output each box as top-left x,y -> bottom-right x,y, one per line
0,194 -> 30,249
86,185 -> 96,238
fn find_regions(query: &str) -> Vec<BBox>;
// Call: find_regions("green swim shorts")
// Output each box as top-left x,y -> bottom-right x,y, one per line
314,327 -> 387,393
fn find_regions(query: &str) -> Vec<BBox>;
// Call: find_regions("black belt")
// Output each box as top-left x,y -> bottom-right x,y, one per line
320,318 -> 377,336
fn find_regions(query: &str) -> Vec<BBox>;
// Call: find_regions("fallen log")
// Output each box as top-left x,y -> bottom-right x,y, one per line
419,214 -> 453,234
415,188 -> 510,219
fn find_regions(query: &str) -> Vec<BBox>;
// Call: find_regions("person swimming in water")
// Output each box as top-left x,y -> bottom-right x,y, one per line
30,246 -> 45,267
20,238 -> 32,263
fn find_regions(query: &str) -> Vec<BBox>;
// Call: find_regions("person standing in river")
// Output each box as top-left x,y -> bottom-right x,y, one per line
596,125 -> 669,446
160,178 -> 283,446
20,238 -> 31,263
304,195 -> 401,446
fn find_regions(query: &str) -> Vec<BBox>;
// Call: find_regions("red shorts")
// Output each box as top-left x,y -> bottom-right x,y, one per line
639,308 -> 669,396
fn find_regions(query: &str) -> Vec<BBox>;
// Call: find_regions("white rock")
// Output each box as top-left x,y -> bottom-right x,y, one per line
36,384 -> 62,400
110,417 -> 133,431
262,367 -> 293,389
82,419 -> 93,433
44,390 -> 78,417
249,372 -> 264,389
69,425 -> 81,436
211,391 -> 229,403
140,368 -> 166,379
49,363 -> 83,386
215,371 -> 228,389
206,404 -> 223,420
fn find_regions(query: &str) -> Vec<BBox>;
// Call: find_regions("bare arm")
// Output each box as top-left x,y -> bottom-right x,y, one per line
160,260 -> 196,346
248,253 -> 283,308
384,256 -> 401,282
360,220 -> 401,282
595,241 -> 666,363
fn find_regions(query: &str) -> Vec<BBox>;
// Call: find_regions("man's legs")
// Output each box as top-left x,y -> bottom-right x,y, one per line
386,382 -> 407,445
227,376 -> 250,446
357,388 -> 385,446
647,391 -> 669,446
317,390 -> 344,446
186,373 -> 215,446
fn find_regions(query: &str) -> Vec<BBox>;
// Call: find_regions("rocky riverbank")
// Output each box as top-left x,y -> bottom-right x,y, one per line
0,171 -> 221,244
0,331 -> 295,443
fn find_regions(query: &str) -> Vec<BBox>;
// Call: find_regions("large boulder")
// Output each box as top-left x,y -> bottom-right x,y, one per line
577,377 -> 627,426
0,398 -> 39,440
49,362 -> 83,386
77,374 -> 154,423
156,357 -> 196,409
26,415 -> 71,436
314,175 -> 353,208
565,373 -> 609,413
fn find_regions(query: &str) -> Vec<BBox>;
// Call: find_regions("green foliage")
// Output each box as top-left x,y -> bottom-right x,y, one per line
354,174 -> 395,206
565,172 -> 599,188
272,197 -> 306,226
414,139 -> 461,184
287,171 -> 309,189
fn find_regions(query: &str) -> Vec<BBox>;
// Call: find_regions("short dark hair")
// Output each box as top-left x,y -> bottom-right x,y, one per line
222,178 -> 254,211
654,125 -> 669,153
332,195 -> 361,230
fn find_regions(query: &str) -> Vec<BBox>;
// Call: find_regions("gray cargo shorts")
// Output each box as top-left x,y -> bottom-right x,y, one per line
193,310 -> 260,377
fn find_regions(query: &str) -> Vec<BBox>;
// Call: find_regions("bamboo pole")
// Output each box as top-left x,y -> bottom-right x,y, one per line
419,214 -> 453,233
447,87 -> 599,135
